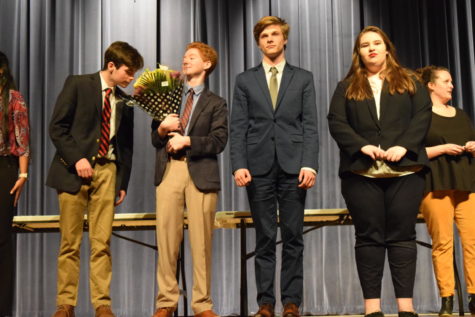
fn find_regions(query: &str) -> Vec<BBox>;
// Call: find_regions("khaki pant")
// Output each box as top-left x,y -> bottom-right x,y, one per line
56,162 -> 116,308
421,190 -> 475,296
155,158 -> 217,314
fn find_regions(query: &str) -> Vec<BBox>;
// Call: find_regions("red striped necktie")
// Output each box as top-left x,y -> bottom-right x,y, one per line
180,88 -> 194,134
99,88 -> 112,157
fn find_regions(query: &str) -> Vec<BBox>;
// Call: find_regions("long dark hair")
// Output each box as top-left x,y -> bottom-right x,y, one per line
344,26 -> 416,101
0,51 -> 17,142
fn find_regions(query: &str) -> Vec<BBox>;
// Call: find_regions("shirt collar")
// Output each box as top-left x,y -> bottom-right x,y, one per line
185,82 -> 205,96
99,72 -> 116,94
262,60 -> 286,74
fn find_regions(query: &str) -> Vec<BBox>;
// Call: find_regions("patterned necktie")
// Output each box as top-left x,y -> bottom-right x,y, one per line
99,88 -> 112,157
180,88 -> 194,134
269,67 -> 278,108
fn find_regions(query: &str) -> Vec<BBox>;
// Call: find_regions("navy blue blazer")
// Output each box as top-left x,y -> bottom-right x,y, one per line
327,78 -> 432,177
230,63 -> 319,176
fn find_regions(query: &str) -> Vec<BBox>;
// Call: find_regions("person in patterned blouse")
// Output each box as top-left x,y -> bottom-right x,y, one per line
0,51 -> 30,317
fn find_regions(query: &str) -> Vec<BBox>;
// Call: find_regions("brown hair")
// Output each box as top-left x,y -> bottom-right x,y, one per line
416,65 -> 450,87
253,16 -> 290,44
102,41 -> 144,72
186,42 -> 218,74
344,26 -> 416,101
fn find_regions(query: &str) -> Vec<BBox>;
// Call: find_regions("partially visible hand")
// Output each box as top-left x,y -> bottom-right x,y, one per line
298,169 -> 316,189
443,143 -> 465,156
385,146 -> 407,162
166,132 -> 190,153
133,86 -> 144,96
159,114 -> 181,136
10,177 -> 27,207
361,145 -> 386,160
234,168 -> 252,187
115,190 -> 126,206
464,141 -> 475,154
75,158 -> 94,178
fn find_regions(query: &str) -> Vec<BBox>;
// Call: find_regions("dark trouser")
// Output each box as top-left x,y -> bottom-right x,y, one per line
341,172 -> 425,299
247,162 -> 306,307
0,156 -> 18,316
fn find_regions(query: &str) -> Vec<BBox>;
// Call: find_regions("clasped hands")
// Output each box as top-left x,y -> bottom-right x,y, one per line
443,141 -> 475,156
361,145 -> 407,162
234,168 -> 316,190
158,114 -> 190,153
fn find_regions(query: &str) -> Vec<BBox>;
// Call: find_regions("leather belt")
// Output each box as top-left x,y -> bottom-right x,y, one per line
95,157 -> 115,165
169,151 -> 186,161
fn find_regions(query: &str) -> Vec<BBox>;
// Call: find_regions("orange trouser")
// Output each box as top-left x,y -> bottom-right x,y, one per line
421,190 -> 475,297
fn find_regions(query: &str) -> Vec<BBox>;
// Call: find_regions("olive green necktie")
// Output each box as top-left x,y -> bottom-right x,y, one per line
269,67 -> 278,109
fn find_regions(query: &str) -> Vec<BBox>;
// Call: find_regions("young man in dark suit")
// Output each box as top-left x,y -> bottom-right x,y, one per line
47,41 -> 143,317
230,16 -> 319,317
150,42 -> 227,317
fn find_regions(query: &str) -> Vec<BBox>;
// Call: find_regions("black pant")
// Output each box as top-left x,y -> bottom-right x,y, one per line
246,162 -> 307,307
341,172 -> 425,299
0,156 -> 18,316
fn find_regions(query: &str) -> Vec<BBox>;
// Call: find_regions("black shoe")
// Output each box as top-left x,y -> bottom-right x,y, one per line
398,312 -> 418,317
469,294 -> 475,314
365,312 -> 384,317
439,296 -> 453,317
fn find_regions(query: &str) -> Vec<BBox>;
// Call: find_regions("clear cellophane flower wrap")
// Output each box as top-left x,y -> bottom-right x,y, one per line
128,65 -> 183,121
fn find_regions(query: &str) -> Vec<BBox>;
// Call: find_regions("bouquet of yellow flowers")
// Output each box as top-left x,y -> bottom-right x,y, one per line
127,64 -> 184,121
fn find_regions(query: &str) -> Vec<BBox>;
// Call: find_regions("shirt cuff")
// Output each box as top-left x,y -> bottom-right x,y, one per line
300,167 -> 317,175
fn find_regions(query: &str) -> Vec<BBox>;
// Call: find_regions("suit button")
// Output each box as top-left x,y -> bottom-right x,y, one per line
96,138 -> 100,143
92,156 -> 96,161
273,119 -> 276,123
271,137 -> 274,141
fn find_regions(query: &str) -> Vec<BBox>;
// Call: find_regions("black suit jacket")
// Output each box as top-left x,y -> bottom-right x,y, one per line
230,63 -> 319,176
151,88 -> 228,192
47,72 -> 134,194
327,78 -> 432,177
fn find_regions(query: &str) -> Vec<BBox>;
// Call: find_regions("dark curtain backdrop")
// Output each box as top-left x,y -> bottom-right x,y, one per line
0,0 -> 474,316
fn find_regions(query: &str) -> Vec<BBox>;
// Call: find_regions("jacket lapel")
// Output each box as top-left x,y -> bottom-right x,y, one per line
253,65 -> 274,111
115,87 -> 128,130
275,64 -> 295,111
364,78 -> 385,129
91,72 -> 103,117
378,80 -> 389,124
186,88 -> 210,133
365,98 -> 381,129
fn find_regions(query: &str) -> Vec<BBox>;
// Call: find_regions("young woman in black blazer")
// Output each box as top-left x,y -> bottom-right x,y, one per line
328,26 -> 432,317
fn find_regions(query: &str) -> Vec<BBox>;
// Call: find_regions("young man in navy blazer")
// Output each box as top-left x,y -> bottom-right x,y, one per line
230,16 -> 319,317
47,41 -> 143,317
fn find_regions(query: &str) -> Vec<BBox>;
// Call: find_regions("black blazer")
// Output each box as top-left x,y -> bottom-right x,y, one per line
327,78 -> 432,177
151,88 -> 228,192
47,72 -> 134,194
230,63 -> 319,176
